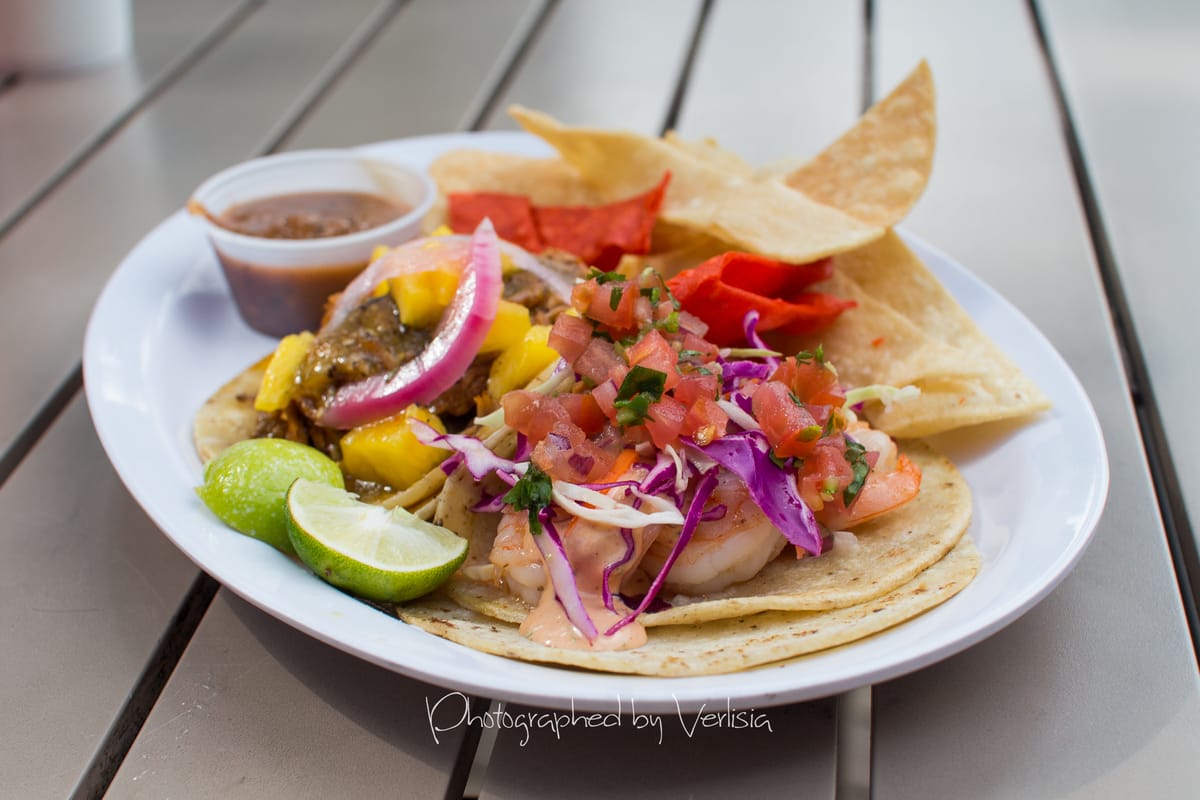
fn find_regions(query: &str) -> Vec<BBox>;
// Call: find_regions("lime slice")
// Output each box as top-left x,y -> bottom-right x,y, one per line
196,439 -> 344,554
285,479 -> 468,603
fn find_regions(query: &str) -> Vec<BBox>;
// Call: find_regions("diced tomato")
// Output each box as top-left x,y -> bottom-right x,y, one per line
559,392 -> 607,435
501,391 -> 570,444
680,331 -> 719,362
771,356 -> 845,407
591,379 -> 620,422
548,313 -> 594,365
798,438 -> 854,511
531,421 -> 613,483
753,381 -> 821,459
625,329 -> 680,390
595,284 -> 639,333
813,454 -> 921,530
575,338 -> 626,385
642,395 -> 687,449
681,396 -> 728,444
674,371 -> 719,407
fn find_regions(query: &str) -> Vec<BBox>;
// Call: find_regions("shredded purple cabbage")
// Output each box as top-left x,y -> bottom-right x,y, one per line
606,466 -> 721,636
722,359 -> 772,391
732,391 -> 754,415
742,310 -> 781,371
513,432 -> 532,462
410,420 -> 518,481
535,509 -> 599,641
601,527 -> 637,613
639,452 -> 677,496
699,503 -> 727,523
472,493 -> 507,513
687,430 -> 822,555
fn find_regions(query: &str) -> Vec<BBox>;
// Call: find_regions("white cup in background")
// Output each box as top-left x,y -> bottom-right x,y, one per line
0,0 -> 132,74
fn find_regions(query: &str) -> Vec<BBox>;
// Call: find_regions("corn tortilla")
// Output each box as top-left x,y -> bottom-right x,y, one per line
398,536 -> 979,677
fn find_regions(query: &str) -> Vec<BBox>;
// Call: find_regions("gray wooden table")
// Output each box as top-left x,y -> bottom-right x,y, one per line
2,1 -> 1197,797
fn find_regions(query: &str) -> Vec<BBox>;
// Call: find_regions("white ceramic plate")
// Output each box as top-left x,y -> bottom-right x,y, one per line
84,132 -> 1108,714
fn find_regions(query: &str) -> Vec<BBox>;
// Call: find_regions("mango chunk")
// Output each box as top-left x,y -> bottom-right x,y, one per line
488,325 -> 560,401
255,331 -> 315,412
339,406 -> 451,490
479,300 -> 532,354
390,267 -> 460,327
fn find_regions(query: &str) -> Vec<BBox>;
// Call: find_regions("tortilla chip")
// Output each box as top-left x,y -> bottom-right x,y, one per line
783,60 -> 936,227
509,106 -> 885,263
663,131 -> 755,178
193,358 -> 268,464
399,536 -> 978,677
428,150 -> 598,205
827,232 -> 1050,437
441,440 -> 969,627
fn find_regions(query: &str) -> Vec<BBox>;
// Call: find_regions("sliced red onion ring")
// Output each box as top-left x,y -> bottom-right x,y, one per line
320,220 -> 504,429
535,510 -> 599,642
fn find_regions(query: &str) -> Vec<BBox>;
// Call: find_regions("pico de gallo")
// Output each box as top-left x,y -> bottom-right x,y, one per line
409,221 -> 923,651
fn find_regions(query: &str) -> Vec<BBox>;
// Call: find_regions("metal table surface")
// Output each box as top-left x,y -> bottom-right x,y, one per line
1,1 -> 1196,797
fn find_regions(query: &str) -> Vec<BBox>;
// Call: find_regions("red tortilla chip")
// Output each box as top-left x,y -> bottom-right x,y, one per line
535,173 -> 670,270
448,192 -> 543,251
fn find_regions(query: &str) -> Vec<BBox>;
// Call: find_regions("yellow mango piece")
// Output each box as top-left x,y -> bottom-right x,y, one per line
488,325 -> 560,401
390,267 -> 460,327
255,331 -> 315,412
430,225 -> 454,237
479,300 -> 532,354
339,406 -> 451,490
370,244 -> 391,262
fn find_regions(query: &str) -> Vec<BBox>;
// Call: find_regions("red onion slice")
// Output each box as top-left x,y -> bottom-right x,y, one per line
320,220 -> 503,429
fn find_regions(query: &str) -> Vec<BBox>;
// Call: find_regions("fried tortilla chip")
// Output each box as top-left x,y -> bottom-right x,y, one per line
438,440 -> 969,627
398,535 -> 978,677
509,106 -> 885,263
783,60 -> 936,227
824,232 -> 1050,437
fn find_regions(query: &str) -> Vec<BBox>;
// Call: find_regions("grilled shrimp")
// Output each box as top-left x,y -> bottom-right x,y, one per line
489,513 -> 545,606
639,470 -> 786,596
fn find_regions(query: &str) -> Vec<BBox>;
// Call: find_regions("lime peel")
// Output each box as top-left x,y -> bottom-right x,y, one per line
285,479 -> 467,603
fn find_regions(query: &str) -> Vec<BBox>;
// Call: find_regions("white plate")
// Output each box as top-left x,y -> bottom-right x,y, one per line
84,132 -> 1108,714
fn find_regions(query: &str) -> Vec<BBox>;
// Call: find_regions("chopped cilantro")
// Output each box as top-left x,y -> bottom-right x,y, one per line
586,268 -> 625,284
609,286 -> 624,311
613,365 -> 667,427
842,439 -> 870,506
640,286 -> 661,304
795,345 -> 826,365
503,464 -> 554,534
678,348 -> 704,359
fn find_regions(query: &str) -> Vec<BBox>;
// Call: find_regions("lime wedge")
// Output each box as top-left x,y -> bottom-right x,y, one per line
285,479 -> 468,603
197,439 -> 344,554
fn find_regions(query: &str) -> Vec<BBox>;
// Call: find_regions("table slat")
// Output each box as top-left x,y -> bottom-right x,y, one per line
479,0 -> 704,133
0,0 -> 386,467
673,0 -> 864,163
0,397 -> 197,798
479,699 -> 835,800
106,593 -> 468,798
285,0 -> 546,147
869,2 -> 1200,797
1039,0 -> 1200,559
0,0 -> 248,228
